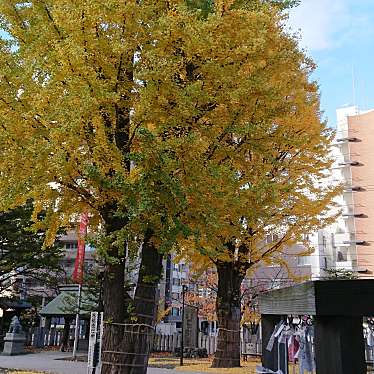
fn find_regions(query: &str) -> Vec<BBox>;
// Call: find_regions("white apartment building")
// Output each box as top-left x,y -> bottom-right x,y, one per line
306,105 -> 374,278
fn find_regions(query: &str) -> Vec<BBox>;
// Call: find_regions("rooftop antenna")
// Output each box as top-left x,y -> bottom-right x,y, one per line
351,65 -> 358,113
362,80 -> 368,111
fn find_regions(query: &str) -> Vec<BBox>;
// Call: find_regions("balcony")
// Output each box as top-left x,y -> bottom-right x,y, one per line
338,160 -> 360,167
343,186 -> 364,192
342,212 -> 365,218
335,261 -> 354,270
342,239 -> 367,245
334,232 -> 353,246
336,137 -> 360,143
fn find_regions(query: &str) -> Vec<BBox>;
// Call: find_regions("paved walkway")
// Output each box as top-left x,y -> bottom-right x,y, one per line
0,351 -> 207,374
0,351 -> 86,374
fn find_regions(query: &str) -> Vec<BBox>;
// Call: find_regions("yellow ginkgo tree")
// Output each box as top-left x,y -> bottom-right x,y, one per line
0,0 -> 337,372
136,2 -> 338,368
0,2 -> 170,373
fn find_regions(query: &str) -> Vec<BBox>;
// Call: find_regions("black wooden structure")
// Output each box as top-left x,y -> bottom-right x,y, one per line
258,280 -> 374,374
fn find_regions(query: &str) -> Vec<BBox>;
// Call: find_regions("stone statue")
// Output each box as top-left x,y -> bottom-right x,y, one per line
2,316 -> 26,355
8,316 -> 23,334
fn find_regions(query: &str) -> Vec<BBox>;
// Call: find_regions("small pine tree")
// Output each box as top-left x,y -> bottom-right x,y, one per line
0,201 -> 64,296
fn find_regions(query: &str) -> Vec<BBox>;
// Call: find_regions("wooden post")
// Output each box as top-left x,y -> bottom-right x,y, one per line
315,316 -> 366,374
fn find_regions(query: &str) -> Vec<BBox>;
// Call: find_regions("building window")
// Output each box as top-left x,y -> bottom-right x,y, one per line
179,263 -> 187,272
171,292 -> 180,300
297,256 -> 310,266
266,234 -> 279,244
171,307 -> 180,316
331,233 -> 335,248
172,278 -> 181,286
337,250 -> 347,262
322,236 -> 327,252
62,259 -> 74,268
65,242 -> 78,250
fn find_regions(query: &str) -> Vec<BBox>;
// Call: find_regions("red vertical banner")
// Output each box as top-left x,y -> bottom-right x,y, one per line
72,213 -> 89,284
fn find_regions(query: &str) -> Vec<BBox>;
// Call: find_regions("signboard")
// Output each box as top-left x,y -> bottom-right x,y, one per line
87,312 -> 103,374
183,305 -> 198,348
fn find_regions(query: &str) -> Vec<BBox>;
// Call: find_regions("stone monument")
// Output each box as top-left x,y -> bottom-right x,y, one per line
183,305 -> 198,348
2,316 -> 26,355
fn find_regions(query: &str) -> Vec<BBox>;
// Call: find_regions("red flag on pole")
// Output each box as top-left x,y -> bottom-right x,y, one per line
72,213 -> 89,284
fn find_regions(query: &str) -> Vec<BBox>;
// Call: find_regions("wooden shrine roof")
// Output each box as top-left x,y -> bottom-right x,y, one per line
258,280 -> 374,316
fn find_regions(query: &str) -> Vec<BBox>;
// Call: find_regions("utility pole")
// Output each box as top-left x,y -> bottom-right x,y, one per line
72,213 -> 88,360
98,271 -> 104,313
180,285 -> 188,366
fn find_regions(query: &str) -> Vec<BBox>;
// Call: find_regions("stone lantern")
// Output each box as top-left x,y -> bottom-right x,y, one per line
2,316 -> 26,355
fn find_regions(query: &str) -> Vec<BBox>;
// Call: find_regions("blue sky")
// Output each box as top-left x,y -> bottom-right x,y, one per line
288,0 -> 374,127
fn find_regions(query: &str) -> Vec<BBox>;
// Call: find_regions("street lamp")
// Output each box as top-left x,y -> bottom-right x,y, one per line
0,308 -> 4,337
180,284 -> 188,366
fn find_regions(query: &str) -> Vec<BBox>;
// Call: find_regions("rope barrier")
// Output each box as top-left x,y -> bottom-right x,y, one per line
104,322 -> 154,329
217,327 -> 241,333
101,323 -> 155,370
102,350 -> 149,356
256,366 -> 283,374
101,362 -> 146,367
